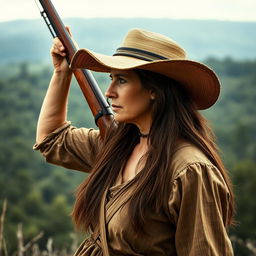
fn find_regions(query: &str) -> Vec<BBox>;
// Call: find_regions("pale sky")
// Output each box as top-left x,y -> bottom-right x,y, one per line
0,0 -> 255,22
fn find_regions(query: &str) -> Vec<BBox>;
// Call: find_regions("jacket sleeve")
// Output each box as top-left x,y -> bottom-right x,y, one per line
33,122 -> 101,172
168,162 -> 234,256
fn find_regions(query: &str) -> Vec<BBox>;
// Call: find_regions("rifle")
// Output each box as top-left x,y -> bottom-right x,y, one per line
34,0 -> 114,138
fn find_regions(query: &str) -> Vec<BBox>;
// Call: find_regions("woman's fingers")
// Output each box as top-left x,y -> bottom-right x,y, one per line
66,26 -> 72,37
65,26 -> 79,49
51,38 -> 66,57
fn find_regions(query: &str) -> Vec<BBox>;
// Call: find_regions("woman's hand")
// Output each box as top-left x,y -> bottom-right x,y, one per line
50,26 -> 76,73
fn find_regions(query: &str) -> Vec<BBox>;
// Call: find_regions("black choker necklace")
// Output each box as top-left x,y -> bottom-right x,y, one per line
139,131 -> 149,138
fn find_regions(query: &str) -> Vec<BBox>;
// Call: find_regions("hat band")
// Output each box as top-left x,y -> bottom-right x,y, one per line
113,47 -> 168,61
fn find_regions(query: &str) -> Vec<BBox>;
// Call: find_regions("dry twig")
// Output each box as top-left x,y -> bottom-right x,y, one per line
17,223 -> 24,256
23,231 -> 44,253
46,238 -> 53,256
246,239 -> 256,255
0,199 -> 8,256
231,236 -> 256,255
31,244 -> 40,256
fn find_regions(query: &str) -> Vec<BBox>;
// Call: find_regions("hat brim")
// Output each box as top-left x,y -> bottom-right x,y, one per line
70,49 -> 220,110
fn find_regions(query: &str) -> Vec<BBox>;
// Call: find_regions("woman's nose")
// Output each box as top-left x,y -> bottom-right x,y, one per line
105,84 -> 116,99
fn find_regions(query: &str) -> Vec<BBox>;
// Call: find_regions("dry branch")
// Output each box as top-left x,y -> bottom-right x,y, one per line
17,223 -> 24,256
0,199 -> 8,256
23,231 -> 44,252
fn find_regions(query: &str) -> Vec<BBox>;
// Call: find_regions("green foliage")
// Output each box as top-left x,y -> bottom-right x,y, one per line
0,62 -> 88,252
230,160 -> 256,256
203,58 -> 256,163
203,58 -> 256,255
232,161 -> 256,239
0,59 -> 255,255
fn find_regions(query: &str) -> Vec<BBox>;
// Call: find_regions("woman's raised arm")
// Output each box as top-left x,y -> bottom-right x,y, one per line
36,34 -> 73,144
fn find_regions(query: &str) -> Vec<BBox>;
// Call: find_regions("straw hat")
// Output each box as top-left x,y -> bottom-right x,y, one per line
70,28 -> 220,110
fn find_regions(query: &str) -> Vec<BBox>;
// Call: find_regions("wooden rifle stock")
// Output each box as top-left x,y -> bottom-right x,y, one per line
36,0 -> 114,137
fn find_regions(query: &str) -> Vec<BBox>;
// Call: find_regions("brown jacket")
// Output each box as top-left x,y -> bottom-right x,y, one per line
34,122 -> 234,256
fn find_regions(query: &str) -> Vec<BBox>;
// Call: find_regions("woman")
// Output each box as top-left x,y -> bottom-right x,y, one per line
34,28 -> 234,255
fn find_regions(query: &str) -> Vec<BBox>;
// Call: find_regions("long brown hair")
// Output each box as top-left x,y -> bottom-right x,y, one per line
72,69 -> 234,233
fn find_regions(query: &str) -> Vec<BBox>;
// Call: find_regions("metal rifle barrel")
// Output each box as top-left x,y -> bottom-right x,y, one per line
38,0 -> 114,137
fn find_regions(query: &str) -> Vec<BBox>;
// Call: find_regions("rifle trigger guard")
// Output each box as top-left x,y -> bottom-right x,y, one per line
94,109 -> 113,126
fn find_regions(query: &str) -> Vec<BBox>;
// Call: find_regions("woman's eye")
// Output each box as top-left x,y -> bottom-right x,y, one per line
118,78 -> 126,84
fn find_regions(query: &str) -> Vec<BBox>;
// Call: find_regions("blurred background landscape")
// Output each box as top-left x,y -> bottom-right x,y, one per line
0,16 -> 256,255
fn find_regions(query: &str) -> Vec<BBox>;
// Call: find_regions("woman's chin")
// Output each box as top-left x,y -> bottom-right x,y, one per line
114,116 -> 125,123
114,114 -> 131,124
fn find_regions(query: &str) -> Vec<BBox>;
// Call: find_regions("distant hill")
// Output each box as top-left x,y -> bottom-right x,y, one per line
0,18 -> 256,64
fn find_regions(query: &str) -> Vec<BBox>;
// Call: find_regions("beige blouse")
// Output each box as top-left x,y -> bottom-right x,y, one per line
33,122 -> 234,256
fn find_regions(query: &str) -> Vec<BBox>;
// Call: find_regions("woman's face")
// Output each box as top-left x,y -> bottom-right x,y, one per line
105,69 -> 155,130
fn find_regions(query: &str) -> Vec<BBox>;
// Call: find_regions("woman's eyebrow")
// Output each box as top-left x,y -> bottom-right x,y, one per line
110,73 -> 128,78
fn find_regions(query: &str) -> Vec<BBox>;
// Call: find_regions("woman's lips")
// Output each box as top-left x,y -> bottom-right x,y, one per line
112,104 -> 122,112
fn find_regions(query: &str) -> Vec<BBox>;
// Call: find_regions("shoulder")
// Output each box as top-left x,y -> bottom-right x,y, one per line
168,141 -> 229,204
170,140 -> 214,180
